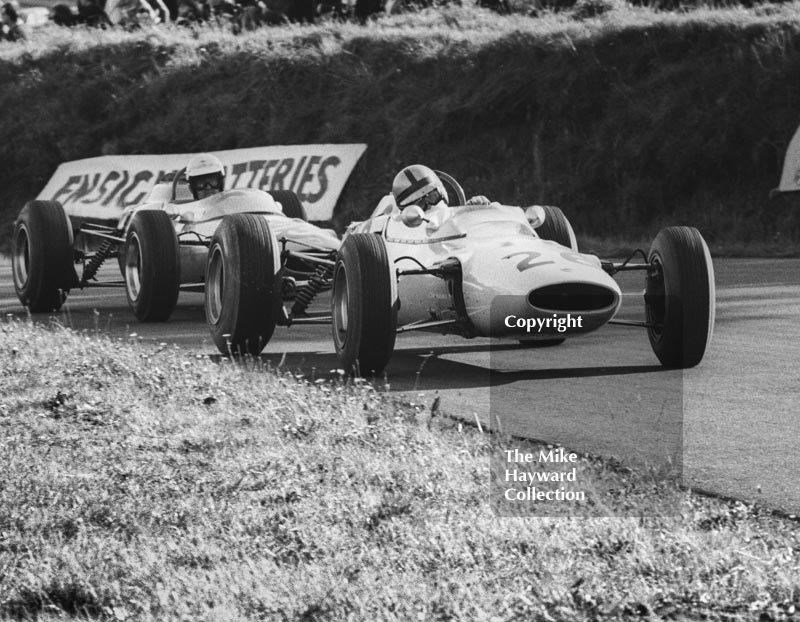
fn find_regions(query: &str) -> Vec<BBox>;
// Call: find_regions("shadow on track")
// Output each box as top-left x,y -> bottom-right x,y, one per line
209,343 -> 669,392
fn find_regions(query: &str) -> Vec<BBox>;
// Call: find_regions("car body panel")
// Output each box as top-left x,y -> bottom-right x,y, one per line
347,201 -> 621,339
116,186 -> 339,284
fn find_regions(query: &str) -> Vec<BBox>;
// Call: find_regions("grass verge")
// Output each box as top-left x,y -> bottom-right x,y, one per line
1,318 -> 799,620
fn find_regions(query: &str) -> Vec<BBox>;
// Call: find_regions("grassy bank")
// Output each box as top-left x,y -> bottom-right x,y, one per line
1,318 -> 799,620
1,5 -> 800,254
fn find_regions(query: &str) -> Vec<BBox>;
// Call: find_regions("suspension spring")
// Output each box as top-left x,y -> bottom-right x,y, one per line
291,263 -> 333,317
80,239 -> 115,286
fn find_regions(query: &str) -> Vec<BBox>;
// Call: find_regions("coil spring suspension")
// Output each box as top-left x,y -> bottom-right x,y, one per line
80,239 -> 115,286
291,264 -> 333,317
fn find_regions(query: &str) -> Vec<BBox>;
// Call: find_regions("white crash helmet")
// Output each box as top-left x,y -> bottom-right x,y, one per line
186,153 -> 225,197
392,164 -> 448,208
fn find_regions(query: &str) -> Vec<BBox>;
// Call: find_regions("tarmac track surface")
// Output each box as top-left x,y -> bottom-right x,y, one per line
1,258 -> 798,513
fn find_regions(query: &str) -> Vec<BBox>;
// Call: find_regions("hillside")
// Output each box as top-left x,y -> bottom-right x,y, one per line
1,5 -> 800,254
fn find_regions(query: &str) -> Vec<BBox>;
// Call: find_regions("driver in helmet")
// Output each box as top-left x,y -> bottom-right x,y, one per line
186,153 -> 226,200
391,164 -> 491,210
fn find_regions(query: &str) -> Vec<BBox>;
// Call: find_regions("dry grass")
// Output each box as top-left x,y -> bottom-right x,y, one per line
1,317 -> 799,620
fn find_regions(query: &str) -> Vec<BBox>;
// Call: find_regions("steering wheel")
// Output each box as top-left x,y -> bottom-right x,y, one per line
435,170 -> 466,206
171,167 -> 188,202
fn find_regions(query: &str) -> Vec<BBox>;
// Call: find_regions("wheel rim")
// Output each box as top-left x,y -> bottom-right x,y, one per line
645,254 -> 666,342
207,244 -> 225,325
125,232 -> 143,301
332,263 -> 349,348
13,224 -> 30,289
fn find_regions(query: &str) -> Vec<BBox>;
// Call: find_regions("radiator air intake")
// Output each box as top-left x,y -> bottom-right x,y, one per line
528,283 -> 617,312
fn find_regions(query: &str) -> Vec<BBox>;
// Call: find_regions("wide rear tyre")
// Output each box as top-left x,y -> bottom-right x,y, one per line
536,205 -> 578,252
645,226 -> 715,368
268,190 -> 307,221
434,170 -> 466,206
205,214 -> 281,356
12,200 -> 76,312
332,233 -> 397,375
124,210 -> 180,322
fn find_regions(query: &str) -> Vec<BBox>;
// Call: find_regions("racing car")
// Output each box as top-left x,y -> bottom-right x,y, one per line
11,170 -> 340,353
329,171 -> 715,375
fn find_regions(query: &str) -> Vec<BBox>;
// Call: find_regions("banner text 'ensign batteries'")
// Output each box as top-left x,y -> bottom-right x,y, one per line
36,144 -> 367,222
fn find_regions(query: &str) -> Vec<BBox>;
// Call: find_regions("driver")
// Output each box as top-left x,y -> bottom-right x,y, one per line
391,164 -> 491,210
186,153 -> 226,200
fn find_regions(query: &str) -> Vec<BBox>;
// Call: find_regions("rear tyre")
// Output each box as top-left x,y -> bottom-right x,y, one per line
536,205 -> 578,252
434,170 -> 466,206
124,210 -> 180,322
268,190 -> 307,221
205,214 -> 281,356
12,200 -> 76,312
645,226 -> 715,368
332,233 -> 397,375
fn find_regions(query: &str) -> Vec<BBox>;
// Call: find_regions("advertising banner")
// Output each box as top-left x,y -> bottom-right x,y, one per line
776,122 -> 800,194
36,144 -> 367,221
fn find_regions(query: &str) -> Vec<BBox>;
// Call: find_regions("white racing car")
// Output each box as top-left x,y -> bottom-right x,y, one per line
12,170 -> 340,353
330,171 -> 715,375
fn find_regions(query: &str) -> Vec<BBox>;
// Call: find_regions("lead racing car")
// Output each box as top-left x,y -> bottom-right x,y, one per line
12,169 -> 340,353
329,171 -> 715,375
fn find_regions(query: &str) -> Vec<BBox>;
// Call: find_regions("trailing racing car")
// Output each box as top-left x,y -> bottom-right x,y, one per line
11,168 -> 340,353
329,171 -> 715,375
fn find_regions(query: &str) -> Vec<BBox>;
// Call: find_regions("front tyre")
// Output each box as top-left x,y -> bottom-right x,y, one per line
536,205 -> 578,252
205,214 -> 281,356
645,226 -> 715,368
124,210 -> 180,322
12,200 -> 76,312
332,233 -> 397,375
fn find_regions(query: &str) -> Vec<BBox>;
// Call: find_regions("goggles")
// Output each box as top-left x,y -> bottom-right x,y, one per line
419,188 -> 442,208
191,176 -> 223,192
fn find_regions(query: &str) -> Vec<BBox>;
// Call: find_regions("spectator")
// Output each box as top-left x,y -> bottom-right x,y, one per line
238,4 -> 260,29
231,0 -> 265,31
50,3 -> 77,25
316,0 -> 348,19
261,3 -> 287,24
76,0 -> 112,26
105,0 -> 158,27
206,0 -> 237,26
176,0 -> 205,24
478,0 -> 510,11
1,2 -> 26,41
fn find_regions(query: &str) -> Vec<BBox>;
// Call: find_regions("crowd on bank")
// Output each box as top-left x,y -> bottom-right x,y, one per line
0,0 -> 511,40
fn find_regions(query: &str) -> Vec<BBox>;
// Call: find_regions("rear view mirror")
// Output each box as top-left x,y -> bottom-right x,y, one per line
524,205 -> 546,229
401,205 -> 427,228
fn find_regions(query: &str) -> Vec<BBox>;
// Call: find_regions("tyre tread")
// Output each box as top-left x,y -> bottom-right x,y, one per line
126,210 -> 180,322
206,214 -> 279,355
536,205 -> 578,251
12,200 -> 74,312
647,226 -> 714,368
268,190 -> 307,221
334,233 -> 397,374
